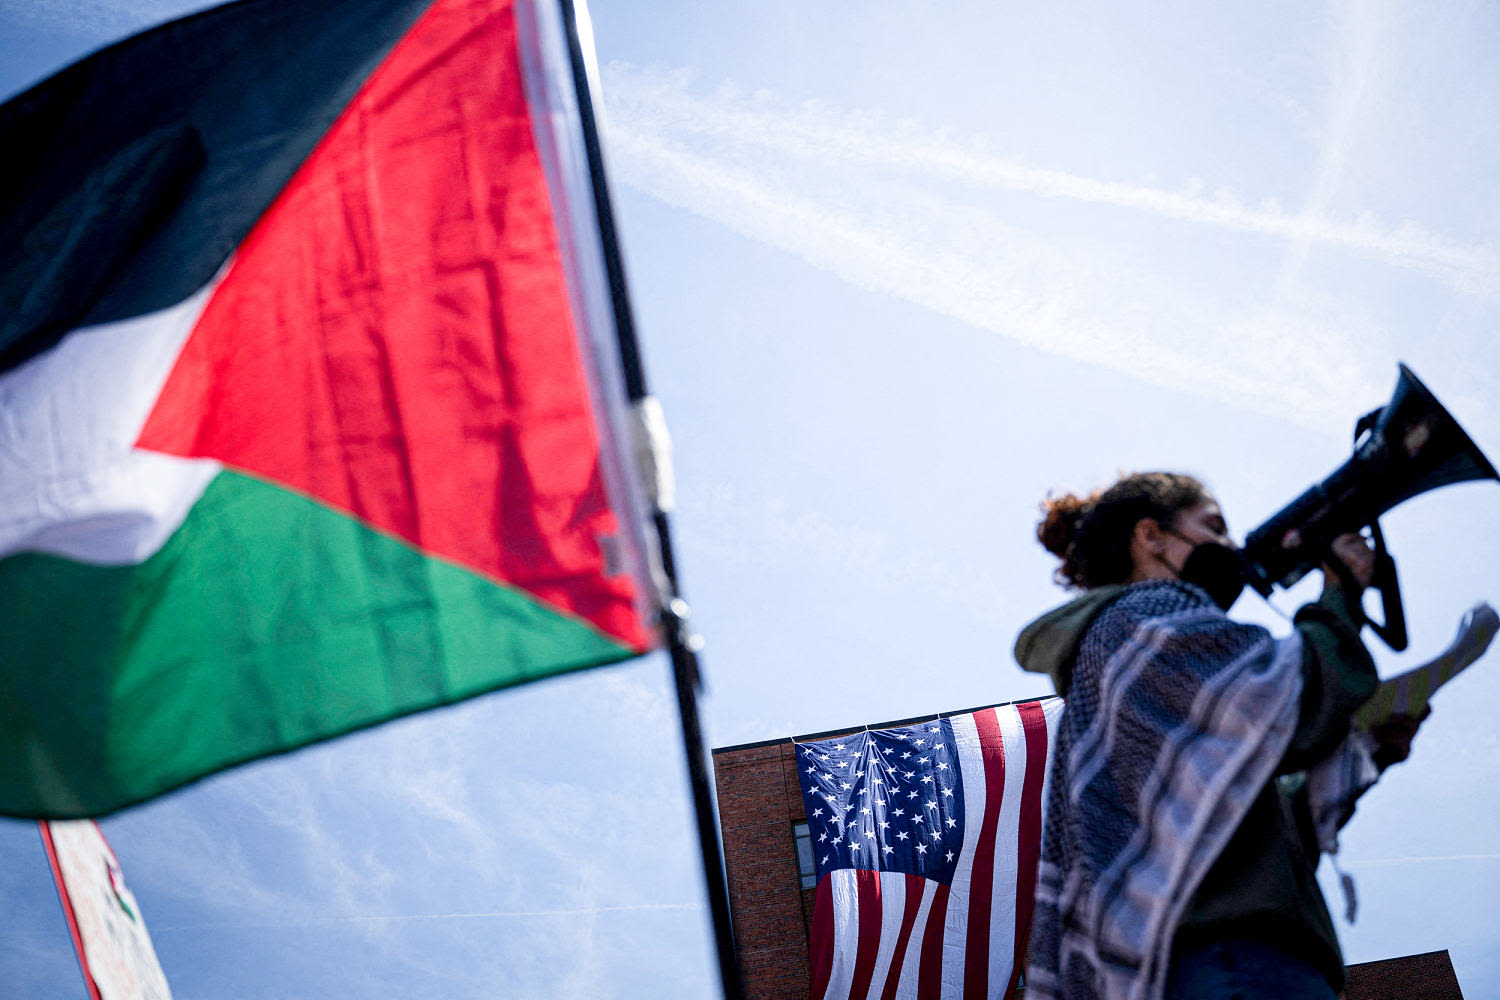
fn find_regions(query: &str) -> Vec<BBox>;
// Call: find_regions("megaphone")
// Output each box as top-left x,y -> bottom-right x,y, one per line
1243,364 -> 1499,650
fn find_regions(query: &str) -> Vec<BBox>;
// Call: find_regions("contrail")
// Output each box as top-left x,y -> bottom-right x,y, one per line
602,64 -> 1500,296
594,63 -> 1500,439
150,902 -> 704,933
1346,853 -> 1500,868
602,117 -> 1390,434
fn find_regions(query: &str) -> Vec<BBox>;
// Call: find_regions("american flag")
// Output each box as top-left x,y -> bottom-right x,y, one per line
797,699 -> 1064,1000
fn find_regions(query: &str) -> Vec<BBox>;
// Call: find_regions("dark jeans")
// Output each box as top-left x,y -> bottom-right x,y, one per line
1166,938 -> 1338,1000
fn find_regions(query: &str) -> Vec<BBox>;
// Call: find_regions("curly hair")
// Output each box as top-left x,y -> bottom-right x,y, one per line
1037,471 -> 1209,590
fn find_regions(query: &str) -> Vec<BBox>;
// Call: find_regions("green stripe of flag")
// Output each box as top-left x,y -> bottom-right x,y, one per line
0,469 -> 634,818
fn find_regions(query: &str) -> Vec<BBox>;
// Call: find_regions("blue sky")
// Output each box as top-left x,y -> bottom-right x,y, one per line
3,0 -> 1499,996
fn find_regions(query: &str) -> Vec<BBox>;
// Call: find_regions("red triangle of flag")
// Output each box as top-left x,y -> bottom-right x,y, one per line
138,0 -> 650,651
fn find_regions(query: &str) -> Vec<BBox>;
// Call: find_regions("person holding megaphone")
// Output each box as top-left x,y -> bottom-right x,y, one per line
1015,471 -> 1427,1000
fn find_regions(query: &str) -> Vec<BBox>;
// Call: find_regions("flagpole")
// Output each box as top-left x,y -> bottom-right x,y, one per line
554,2 -> 744,997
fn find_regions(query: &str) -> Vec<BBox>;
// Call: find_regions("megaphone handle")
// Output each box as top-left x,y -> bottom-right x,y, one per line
1321,522 -> 1409,651
1366,521 -> 1409,652
1354,405 -> 1384,443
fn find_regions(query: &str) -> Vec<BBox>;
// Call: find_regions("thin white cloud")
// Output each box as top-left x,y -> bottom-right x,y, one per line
598,64 -> 1497,439
603,64 -> 1500,296
1274,0 -> 1398,292
100,670 -> 714,998
104,763 -> 402,948
602,79 -> 1382,432
680,482 -> 1014,635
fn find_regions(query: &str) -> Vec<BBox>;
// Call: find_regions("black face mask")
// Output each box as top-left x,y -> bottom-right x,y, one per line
1177,542 -> 1248,611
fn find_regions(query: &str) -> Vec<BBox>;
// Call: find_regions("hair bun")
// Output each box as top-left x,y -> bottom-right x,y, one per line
1036,491 -> 1096,559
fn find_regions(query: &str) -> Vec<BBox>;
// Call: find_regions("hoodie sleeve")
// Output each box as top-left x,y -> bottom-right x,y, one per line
1281,586 -> 1379,773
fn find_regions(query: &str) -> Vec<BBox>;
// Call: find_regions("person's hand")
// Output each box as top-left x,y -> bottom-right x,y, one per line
1322,532 -> 1376,592
1370,706 -> 1431,771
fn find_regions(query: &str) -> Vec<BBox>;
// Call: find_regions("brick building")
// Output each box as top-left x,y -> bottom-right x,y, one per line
712,734 -> 818,1000
713,721 -> 1469,1000
712,709 -> 1032,1000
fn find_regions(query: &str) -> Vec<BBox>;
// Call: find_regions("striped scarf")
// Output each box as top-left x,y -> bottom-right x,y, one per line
1025,581 -> 1305,1000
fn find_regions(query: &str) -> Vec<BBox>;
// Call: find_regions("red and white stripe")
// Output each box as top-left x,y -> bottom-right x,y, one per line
809,699 -> 1063,1000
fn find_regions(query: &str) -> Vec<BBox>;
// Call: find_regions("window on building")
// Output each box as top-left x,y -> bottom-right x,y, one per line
792,821 -> 818,889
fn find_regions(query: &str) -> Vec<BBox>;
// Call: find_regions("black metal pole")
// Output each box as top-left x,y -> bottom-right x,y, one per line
661,594 -> 745,1000
553,0 -> 645,399
554,3 -> 742,996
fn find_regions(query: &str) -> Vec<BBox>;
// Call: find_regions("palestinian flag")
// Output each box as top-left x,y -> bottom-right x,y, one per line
0,0 -> 660,818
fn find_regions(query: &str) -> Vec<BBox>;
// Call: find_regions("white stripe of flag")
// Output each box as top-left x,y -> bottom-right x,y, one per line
944,711 -> 986,997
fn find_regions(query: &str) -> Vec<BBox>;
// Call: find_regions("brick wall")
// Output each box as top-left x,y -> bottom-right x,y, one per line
713,739 -> 814,1000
